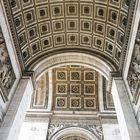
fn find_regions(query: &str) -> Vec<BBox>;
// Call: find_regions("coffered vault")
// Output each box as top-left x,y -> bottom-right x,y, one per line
2,0 -> 135,72
31,65 -> 114,111
0,0 -> 140,140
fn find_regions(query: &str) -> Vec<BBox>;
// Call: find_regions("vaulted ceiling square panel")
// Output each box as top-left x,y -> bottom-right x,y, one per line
2,0 -> 133,71
53,65 -> 98,111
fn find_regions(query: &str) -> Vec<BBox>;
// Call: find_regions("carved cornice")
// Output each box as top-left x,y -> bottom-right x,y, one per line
120,0 -> 137,73
127,21 -> 140,105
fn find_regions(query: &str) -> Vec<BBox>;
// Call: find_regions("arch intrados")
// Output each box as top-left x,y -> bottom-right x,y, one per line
32,53 -> 115,81
36,63 -> 107,81
50,127 -> 99,140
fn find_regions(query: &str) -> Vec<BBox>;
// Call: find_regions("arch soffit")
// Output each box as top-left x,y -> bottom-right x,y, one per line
32,52 -> 115,81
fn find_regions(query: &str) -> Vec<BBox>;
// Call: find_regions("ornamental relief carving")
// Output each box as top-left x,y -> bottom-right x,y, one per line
47,119 -> 103,140
0,26 -> 15,102
127,22 -> 140,104
59,136 -> 87,140
53,65 -> 98,111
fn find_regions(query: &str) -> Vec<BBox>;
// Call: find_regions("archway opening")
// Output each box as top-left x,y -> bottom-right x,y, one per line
50,127 -> 100,140
18,54 -> 121,140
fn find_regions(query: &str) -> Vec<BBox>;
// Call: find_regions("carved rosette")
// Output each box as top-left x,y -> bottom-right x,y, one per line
53,66 -> 98,111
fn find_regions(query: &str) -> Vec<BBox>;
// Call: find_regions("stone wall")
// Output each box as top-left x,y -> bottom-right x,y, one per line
18,117 -> 121,140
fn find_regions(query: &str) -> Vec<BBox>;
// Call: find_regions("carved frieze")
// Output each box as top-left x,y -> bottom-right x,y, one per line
127,22 -> 140,104
0,26 -> 15,102
47,118 -> 103,140
59,136 -> 87,140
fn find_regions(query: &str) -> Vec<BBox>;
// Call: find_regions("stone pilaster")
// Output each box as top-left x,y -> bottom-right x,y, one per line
111,77 -> 140,140
0,78 -> 33,140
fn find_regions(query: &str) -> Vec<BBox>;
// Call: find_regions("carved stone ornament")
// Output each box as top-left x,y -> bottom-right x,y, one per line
47,119 -> 103,140
59,136 -> 87,140
0,26 -> 15,102
53,66 -> 98,111
127,22 -> 140,104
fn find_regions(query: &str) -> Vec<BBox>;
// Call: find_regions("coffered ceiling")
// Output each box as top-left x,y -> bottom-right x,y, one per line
31,65 -> 114,112
2,0 -> 134,72
53,65 -> 98,111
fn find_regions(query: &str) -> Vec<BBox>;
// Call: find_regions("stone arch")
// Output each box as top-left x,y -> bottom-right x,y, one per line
32,52 -> 116,81
50,127 -> 100,140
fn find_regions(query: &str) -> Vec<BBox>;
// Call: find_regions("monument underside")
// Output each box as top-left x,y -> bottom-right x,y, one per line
0,0 -> 140,140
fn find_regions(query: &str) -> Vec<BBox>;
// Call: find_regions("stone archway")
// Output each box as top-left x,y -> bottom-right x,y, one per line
32,52 -> 116,80
31,52 -> 115,102
50,127 -> 99,140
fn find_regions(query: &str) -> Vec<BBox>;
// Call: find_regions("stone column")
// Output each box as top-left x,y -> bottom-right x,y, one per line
0,78 -> 33,140
111,77 -> 140,140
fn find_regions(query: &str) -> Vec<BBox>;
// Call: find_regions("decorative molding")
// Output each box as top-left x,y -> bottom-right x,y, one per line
48,118 -> 103,140
101,118 -> 118,124
59,136 -> 87,140
33,53 -> 114,80
120,0 -> 137,73
1,0 -> 25,72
